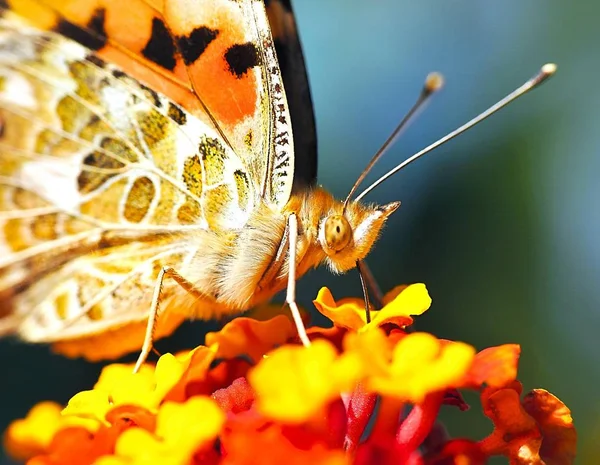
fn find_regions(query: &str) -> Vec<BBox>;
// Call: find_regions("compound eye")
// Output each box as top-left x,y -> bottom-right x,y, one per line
324,215 -> 352,253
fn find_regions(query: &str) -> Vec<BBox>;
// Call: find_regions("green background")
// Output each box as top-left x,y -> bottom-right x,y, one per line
0,1 -> 597,463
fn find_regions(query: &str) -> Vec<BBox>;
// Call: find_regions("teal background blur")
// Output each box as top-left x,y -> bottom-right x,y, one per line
1,1 -> 597,463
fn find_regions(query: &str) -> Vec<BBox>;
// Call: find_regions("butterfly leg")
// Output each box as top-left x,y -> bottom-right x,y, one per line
286,213 -> 311,347
134,266 -> 209,373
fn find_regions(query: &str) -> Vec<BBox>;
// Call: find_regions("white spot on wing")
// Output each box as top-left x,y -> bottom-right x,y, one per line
0,72 -> 37,109
19,158 -> 82,213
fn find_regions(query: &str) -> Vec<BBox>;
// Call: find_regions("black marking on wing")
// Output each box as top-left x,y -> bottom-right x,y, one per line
182,154 -> 203,196
142,18 -> 177,71
274,160 -> 290,172
78,151 -> 125,193
55,8 -> 107,51
142,85 -> 163,109
111,69 -> 126,79
199,137 -> 227,185
225,43 -> 260,78
233,169 -> 250,210
176,26 -> 219,66
167,102 -> 187,125
85,53 -> 106,68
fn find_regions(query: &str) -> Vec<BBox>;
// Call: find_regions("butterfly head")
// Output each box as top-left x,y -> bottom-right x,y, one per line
318,200 -> 400,273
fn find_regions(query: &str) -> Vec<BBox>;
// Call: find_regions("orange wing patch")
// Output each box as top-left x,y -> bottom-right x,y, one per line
163,0 -> 259,129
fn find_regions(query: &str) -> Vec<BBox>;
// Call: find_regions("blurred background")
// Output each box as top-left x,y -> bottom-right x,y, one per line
0,0 -> 597,463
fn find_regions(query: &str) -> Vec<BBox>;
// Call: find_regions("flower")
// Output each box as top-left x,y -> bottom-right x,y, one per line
479,382 -> 577,465
4,284 -> 576,465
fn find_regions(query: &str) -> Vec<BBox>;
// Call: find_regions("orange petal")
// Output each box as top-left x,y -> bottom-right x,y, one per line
464,344 -> 521,388
479,384 -> 543,463
523,389 -> 577,465
36,427 -> 98,465
206,315 -> 296,362
164,345 -> 217,402
221,419 -> 349,465
106,405 -> 157,433
313,287 -> 368,330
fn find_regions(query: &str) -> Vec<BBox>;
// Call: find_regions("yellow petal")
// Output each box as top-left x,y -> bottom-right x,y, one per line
343,327 -> 393,376
366,284 -> 432,330
114,397 -> 225,465
158,397 -> 225,448
115,427 -> 163,461
4,402 -> 63,460
94,457 -> 129,465
368,332 -> 475,403
62,390 -> 111,424
249,339 -> 363,423
152,353 -> 187,401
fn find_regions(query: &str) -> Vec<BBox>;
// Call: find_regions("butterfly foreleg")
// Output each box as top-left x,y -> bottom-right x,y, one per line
134,266 -> 212,373
285,213 -> 310,347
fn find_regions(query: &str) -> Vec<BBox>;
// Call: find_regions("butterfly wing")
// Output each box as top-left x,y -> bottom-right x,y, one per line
7,0 -> 297,209
0,12 -> 256,350
265,0 -> 317,190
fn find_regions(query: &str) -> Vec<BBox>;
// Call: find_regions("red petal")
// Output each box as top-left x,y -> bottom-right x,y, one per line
397,392 -> 444,457
345,383 -> 378,453
212,377 -> 255,415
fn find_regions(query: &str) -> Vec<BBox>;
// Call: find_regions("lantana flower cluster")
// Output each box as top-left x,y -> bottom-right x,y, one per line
4,284 -> 576,464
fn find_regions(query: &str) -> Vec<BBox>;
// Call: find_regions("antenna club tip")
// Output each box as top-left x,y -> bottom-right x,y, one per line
541,63 -> 558,76
425,72 -> 445,93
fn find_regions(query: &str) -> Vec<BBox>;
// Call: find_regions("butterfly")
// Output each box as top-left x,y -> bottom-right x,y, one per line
0,0 -> 400,365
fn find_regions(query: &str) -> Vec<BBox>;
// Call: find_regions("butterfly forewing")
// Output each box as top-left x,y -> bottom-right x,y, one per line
0,10 -> 261,344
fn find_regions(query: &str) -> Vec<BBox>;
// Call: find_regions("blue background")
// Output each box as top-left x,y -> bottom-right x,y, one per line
1,1 -> 597,463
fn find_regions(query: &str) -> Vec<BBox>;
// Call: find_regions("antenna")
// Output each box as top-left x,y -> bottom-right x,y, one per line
342,72 -> 445,212
354,63 -> 557,203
